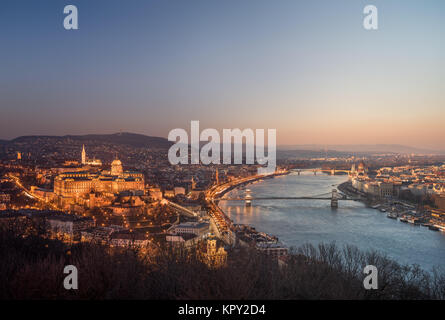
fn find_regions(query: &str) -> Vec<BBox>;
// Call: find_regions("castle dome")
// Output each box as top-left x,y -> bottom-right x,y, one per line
111,158 -> 123,176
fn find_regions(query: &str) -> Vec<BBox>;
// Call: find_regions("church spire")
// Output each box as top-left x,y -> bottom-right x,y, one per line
81,144 -> 86,165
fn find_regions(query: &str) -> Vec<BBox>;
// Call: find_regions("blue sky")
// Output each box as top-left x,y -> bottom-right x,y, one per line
0,0 -> 444,149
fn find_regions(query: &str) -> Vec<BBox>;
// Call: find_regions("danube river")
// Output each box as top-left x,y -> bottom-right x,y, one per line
219,171 -> 445,271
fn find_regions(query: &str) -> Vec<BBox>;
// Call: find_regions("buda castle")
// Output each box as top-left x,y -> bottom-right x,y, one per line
54,146 -> 144,198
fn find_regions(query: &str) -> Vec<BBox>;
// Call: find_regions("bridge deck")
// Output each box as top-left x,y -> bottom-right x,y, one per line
218,197 -> 359,201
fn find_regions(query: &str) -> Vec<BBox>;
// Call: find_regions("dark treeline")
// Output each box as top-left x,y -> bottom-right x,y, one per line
0,228 -> 444,300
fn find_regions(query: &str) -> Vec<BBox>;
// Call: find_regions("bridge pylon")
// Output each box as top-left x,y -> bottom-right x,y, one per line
331,189 -> 338,208
245,189 -> 252,207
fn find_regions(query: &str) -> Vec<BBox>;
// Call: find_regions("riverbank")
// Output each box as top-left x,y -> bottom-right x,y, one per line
208,170 -> 290,247
337,180 -> 445,233
214,170 -> 290,199
218,173 -> 445,270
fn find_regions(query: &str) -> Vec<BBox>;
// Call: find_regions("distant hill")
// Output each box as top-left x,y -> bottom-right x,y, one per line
278,144 -> 444,155
8,132 -> 172,149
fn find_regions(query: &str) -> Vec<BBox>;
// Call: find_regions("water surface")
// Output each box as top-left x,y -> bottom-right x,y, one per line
219,172 -> 445,271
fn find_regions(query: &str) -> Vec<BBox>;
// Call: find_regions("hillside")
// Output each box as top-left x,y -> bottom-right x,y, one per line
7,132 -> 172,150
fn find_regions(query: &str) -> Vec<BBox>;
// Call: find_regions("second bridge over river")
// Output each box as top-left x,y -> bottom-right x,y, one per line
217,190 -> 361,208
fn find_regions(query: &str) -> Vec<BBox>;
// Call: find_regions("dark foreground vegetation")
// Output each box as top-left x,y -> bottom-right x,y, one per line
0,229 -> 444,300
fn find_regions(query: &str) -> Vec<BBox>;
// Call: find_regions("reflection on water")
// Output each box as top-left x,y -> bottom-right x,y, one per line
219,172 -> 445,271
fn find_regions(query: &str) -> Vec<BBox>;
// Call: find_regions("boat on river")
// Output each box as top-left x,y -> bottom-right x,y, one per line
399,216 -> 408,223
387,213 -> 397,219
428,225 -> 440,231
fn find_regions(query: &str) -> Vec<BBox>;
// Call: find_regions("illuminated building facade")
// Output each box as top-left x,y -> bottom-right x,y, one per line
81,145 -> 103,166
54,146 -> 144,198
46,214 -> 95,242
202,238 -> 227,268
349,160 -> 368,179
54,170 -> 144,197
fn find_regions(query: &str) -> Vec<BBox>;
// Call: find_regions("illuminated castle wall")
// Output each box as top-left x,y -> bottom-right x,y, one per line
54,147 -> 144,197
54,170 -> 144,197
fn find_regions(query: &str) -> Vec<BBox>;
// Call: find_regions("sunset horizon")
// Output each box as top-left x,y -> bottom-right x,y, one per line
1,0 -> 444,150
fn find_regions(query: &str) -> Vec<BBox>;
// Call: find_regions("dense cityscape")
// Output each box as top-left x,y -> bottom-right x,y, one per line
1,134 -> 445,275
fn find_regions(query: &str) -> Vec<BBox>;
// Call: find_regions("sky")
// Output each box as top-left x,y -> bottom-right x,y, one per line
0,0 -> 444,149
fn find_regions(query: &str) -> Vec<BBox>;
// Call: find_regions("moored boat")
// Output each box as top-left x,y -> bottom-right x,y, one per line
399,216 -> 408,223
